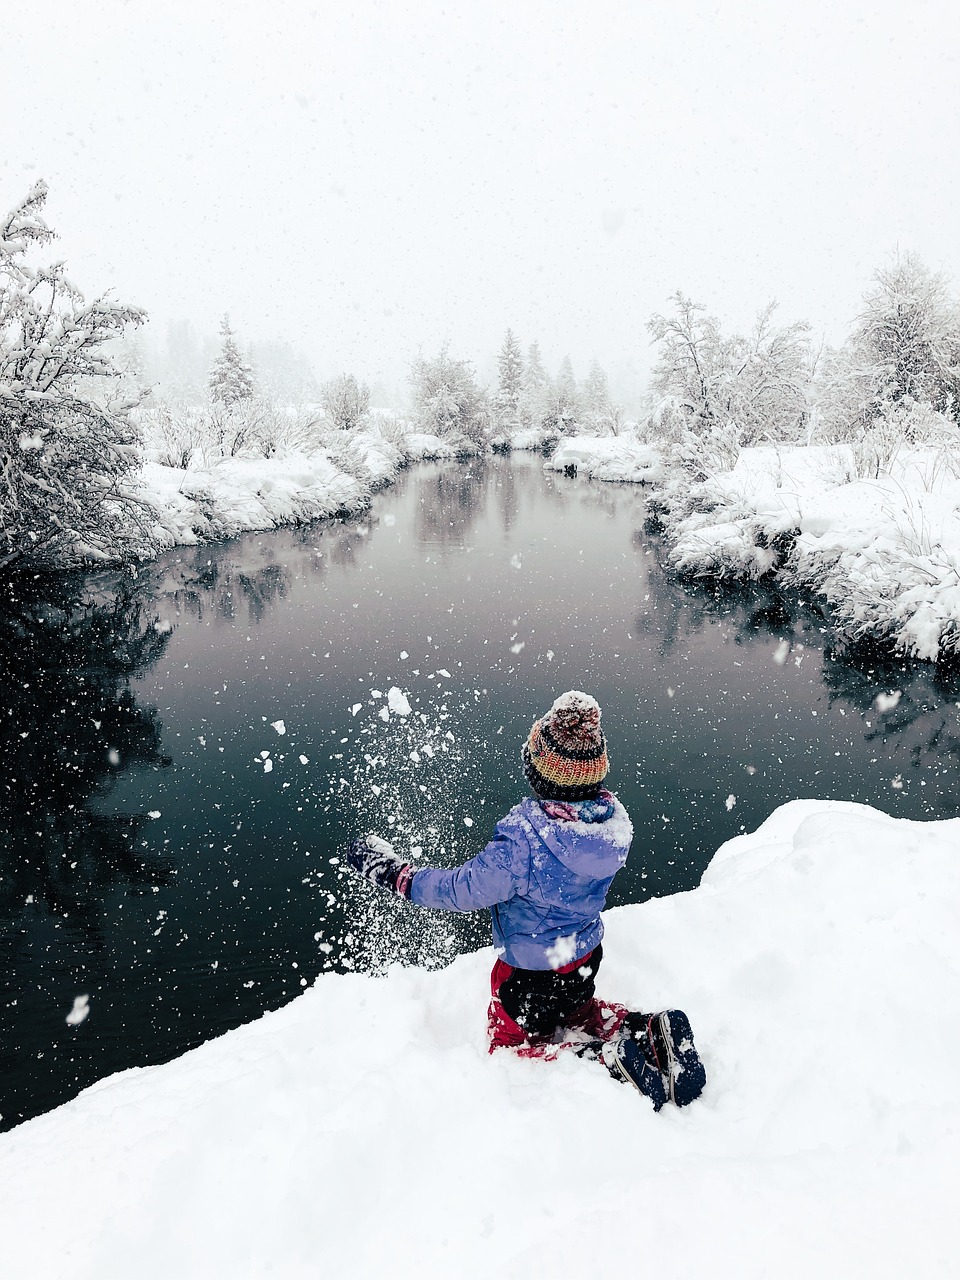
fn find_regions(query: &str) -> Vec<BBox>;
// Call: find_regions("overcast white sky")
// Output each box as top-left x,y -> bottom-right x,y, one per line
3,0 -> 959,400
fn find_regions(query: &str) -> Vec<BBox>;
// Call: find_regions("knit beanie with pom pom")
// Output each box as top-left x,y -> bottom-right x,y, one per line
522,690 -> 609,801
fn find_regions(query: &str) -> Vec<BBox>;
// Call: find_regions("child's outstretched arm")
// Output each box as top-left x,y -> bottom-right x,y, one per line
346,826 -> 527,912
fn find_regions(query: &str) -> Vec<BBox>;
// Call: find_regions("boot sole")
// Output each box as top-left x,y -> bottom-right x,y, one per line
659,1010 -> 706,1107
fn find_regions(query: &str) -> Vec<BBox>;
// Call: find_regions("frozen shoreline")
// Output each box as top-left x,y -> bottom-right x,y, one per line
549,435 -> 960,663
1,798 -> 956,1278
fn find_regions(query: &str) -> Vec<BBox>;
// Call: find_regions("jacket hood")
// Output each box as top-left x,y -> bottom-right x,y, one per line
518,796 -> 632,877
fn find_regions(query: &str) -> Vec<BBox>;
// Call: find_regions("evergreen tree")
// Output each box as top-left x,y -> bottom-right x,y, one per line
519,340 -> 549,429
209,316 -> 255,407
494,328 -> 524,430
0,180 -> 153,569
583,360 -> 610,415
542,355 -> 582,435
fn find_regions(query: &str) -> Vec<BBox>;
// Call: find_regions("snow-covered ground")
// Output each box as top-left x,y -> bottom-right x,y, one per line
2,799 -> 956,1280
549,435 -> 960,662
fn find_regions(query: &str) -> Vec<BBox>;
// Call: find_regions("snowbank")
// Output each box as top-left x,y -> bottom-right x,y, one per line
547,434 -> 665,483
553,435 -> 960,661
2,800 -> 957,1280
138,451 -> 367,549
669,445 -> 960,660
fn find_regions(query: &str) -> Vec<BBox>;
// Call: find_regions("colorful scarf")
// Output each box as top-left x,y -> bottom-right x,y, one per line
540,788 -> 615,824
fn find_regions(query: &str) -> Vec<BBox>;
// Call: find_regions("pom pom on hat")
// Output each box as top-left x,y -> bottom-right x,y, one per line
522,690 -> 609,801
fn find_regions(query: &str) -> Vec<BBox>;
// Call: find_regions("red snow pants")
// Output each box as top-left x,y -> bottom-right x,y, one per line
486,945 -> 628,1059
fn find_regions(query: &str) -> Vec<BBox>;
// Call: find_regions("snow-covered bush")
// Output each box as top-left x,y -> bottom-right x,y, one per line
321,374 -> 370,431
409,346 -> 491,445
0,181 -> 155,569
648,293 -> 813,446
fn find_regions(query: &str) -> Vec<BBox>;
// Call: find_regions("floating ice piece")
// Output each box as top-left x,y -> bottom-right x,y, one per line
371,689 -> 383,698
510,642 -> 525,654
874,691 -> 902,714
378,707 -> 390,722
350,704 -> 362,716
463,817 -> 473,827
299,755 -> 309,765
66,995 -> 90,1027
400,651 -> 409,660
437,669 -> 451,678
263,759 -> 273,773
891,775 -> 904,790
546,650 -> 554,661
387,687 -> 411,716
147,810 -> 161,819
271,720 -> 286,735
726,795 -> 737,811
510,553 -> 522,569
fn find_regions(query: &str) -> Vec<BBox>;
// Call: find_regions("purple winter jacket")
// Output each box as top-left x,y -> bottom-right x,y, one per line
409,796 -> 633,970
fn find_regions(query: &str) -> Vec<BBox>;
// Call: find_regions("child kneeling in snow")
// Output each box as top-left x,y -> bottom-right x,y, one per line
347,690 -> 705,1109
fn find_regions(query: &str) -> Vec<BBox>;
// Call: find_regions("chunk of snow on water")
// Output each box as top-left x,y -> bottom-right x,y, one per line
510,553 -> 522,569
400,651 -> 409,660
463,816 -> 473,827
147,810 -> 161,819
107,748 -> 120,766
875,690 -> 902,713
891,774 -> 903,790
387,687 -> 411,716
65,995 -> 90,1027
510,642 -> 525,654
546,649 -> 554,661
726,794 -> 737,811
378,706 -> 390,722
409,751 -> 421,763
259,750 -> 270,759
745,765 -> 757,776
350,704 -> 362,716
299,755 -> 309,765
437,669 -> 451,678
371,689 -> 383,698
773,639 -> 791,665
263,759 -> 273,773
270,720 -> 286,735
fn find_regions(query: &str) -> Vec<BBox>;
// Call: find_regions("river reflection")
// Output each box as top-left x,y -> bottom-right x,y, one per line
2,453 -> 958,1129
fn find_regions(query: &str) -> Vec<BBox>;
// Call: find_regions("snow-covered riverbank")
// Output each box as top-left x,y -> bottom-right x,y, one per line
2,799 -> 956,1280
134,427 -> 472,551
550,435 -> 960,663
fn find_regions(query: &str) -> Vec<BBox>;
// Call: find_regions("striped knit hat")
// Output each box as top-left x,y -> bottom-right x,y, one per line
522,690 -> 609,801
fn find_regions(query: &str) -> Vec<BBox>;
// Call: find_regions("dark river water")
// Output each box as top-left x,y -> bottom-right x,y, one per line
2,453 -> 959,1129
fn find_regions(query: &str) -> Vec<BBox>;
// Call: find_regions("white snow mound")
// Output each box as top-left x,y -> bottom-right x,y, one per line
0,799 -> 957,1279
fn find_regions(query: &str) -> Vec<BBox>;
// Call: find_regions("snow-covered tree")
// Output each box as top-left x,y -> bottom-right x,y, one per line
321,373 -> 370,431
409,346 -> 490,445
209,316 -> 255,407
542,355 -> 582,435
0,180 -> 152,569
494,329 -> 524,431
851,252 -> 960,424
583,360 -> 610,416
648,293 -> 813,445
519,340 -> 550,430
